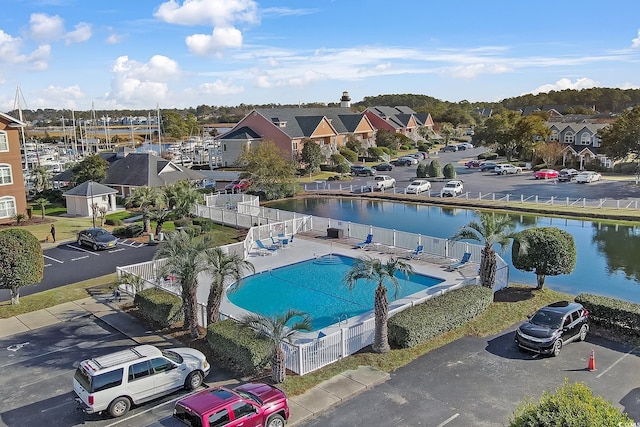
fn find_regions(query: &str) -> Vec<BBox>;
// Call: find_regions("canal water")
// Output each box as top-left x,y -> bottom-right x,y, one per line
268,197 -> 640,303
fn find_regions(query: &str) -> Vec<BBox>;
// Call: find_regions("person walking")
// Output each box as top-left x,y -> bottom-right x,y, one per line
50,224 -> 56,242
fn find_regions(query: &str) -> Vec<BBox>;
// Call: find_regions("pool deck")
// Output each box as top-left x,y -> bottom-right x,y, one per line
217,232 -> 479,340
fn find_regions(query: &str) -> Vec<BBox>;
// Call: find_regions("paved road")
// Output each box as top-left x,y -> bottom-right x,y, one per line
0,239 -> 158,302
301,328 -> 640,426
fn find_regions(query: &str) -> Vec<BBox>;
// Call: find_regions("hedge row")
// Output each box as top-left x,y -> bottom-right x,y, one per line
133,288 -> 183,328
388,285 -> 494,348
575,293 -> 640,335
112,223 -> 144,238
206,320 -> 272,375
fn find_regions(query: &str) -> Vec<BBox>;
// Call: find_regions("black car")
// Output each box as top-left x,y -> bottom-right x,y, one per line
515,301 -> 589,356
558,168 -> 579,182
373,163 -> 394,171
350,165 -> 376,176
391,158 -> 412,166
77,227 -> 118,251
440,145 -> 458,152
479,161 -> 499,172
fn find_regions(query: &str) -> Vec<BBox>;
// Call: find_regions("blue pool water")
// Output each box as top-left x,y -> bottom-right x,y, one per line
227,254 -> 445,331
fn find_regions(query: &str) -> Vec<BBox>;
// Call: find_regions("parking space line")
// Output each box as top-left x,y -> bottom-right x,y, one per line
0,338 -> 110,369
596,345 -> 640,379
437,413 -> 460,427
21,370 -> 69,389
66,244 -> 100,256
43,255 -> 64,264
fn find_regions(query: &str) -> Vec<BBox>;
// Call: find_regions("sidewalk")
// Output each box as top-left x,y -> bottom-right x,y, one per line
0,293 -> 389,426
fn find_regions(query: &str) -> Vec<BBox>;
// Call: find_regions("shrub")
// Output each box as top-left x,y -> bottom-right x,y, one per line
416,163 -> 428,178
427,159 -> 441,178
509,379 -> 632,427
367,146 -> 385,160
443,163 -> 457,179
206,320 -> 271,376
339,148 -> 358,163
192,217 -> 215,233
613,162 -> 639,174
124,223 -> 144,238
478,152 -> 498,160
388,286 -> 493,348
335,162 -> 351,174
174,218 -> 192,229
105,218 -> 124,226
574,293 -> 640,336
133,288 -> 183,328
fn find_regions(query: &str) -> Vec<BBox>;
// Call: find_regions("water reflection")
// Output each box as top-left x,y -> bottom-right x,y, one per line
269,198 -> 640,303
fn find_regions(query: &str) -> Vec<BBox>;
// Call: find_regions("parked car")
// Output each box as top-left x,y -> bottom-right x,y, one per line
494,164 -> 522,175
392,158 -> 413,166
77,228 -> 118,251
514,301 -> 589,356
558,168 -> 579,182
350,165 -> 376,176
457,142 -> 474,150
173,383 -> 290,427
575,171 -> 602,183
479,161 -> 499,172
368,175 -> 396,191
405,179 -> 431,194
464,160 -> 481,168
440,180 -> 464,197
225,179 -> 241,191
233,179 -> 252,191
398,156 -> 419,165
74,345 -> 210,417
373,162 -> 394,171
440,145 -> 458,152
534,169 -> 559,180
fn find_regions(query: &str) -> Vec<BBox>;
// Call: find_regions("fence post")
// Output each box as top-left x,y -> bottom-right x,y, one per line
566,197 -> 569,206
535,195 -> 538,204
298,345 -> 304,375
583,198 -> 586,208
506,194 -> 509,203
341,328 -> 347,359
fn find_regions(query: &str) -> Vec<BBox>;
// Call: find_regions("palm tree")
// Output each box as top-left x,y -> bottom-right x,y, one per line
450,211 -> 522,288
204,247 -> 254,324
148,208 -> 172,237
241,309 -> 311,383
344,256 -> 414,353
153,230 -> 212,338
125,186 -> 164,233
164,181 -> 203,219
34,197 -> 49,219
30,166 -> 51,193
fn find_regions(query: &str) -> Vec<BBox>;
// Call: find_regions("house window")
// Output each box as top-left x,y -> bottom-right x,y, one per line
0,131 -> 8,152
580,132 -> 591,145
549,131 -> 559,142
292,142 -> 298,151
564,132 -> 575,144
223,143 -> 227,152
593,135 -> 601,148
0,196 -> 17,219
0,164 -> 12,185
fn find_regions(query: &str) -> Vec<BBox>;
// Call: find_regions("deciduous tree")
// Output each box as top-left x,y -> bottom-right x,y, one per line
237,141 -> 298,200
71,154 -> 109,185
0,229 -> 44,304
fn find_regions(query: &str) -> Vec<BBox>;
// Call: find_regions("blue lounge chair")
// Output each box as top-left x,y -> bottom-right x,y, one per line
354,234 -> 373,249
448,252 -> 472,271
256,239 -> 278,255
406,245 -> 424,259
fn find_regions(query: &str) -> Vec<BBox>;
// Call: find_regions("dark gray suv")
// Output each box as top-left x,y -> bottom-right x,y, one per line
515,301 -> 589,356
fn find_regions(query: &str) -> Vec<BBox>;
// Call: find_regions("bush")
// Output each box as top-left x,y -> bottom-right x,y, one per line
339,148 -> 358,163
192,217 -> 215,233
388,286 -> 493,348
174,218 -> 192,229
206,320 -> 271,376
427,159 -> 441,178
478,152 -> 498,160
124,223 -> 144,238
133,288 -> 183,328
613,162 -> 639,174
335,162 -> 351,174
443,163 -> 457,179
367,146 -> 385,160
574,293 -> 640,336
416,163 -> 428,178
105,218 -> 123,226
509,379 -> 632,427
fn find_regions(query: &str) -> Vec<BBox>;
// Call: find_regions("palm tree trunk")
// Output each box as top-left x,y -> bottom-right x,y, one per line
272,347 -> 287,383
206,283 -> 223,324
182,285 -> 200,338
372,285 -> 390,353
479,245 -> 497,288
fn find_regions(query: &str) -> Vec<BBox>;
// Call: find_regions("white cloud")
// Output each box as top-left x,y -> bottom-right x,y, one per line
186,27 -> 243,56
29,13 -> 65,41
527,77 -> 600,95
443,63 -> 512,79
65,22 -> 92,45
618,82 -> 640,90
199,79 -> 244,95
632,30 -> 640,49
0,30 -> 51,69
29,85 -> 85,109
155,0 -> 257,55
107,55 -> 182,105
106,31 -> 124,45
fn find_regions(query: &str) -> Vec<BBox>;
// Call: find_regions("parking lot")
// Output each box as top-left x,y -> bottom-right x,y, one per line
300,328 -> 640,426
0,239 -> 158,302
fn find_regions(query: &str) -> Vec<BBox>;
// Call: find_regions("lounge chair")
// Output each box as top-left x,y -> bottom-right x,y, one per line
405,245 -> 424,259
448,252 -> 472,271
256,239 -> 278,255
354,234 -> 373,249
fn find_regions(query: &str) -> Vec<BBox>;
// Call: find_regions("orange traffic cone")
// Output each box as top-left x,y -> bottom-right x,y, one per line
587,349 -> 596,371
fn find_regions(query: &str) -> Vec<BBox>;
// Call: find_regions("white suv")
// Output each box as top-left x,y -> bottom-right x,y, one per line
440,180 -> 464,197
494,164 -> 522,175
73,345 -> 210,418
367,175 -> 396,191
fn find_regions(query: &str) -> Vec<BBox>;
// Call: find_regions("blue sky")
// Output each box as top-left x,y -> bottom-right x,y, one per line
1,0 -> 640,112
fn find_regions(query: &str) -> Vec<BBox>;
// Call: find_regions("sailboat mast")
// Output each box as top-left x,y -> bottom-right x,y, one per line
156,104 -> 162,147
13,86 -> 29,171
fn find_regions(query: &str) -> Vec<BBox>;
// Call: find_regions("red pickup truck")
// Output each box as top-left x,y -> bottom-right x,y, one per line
172,383 -> 290,427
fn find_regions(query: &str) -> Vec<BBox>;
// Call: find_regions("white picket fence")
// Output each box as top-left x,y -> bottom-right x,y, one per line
117,194 -> 505,375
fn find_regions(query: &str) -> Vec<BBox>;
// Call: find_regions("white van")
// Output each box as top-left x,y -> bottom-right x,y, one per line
73,345 -> 210,418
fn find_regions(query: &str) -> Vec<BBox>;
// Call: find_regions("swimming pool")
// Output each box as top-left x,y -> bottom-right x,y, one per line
227,254 -> 445,331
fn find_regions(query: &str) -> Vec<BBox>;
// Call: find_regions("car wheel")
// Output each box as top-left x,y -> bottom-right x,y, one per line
185,371 -> 204,390
92,243 -> 98,251
266,414 -> 286,427
579,324 -> 589,341
552,339 -> 562,357
108,397 -> 131,418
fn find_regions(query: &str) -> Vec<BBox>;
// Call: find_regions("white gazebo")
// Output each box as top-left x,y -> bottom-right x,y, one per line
62,181 -> 118,217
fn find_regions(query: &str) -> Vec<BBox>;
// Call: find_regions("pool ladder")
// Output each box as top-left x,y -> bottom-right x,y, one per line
336,314 -> 349,326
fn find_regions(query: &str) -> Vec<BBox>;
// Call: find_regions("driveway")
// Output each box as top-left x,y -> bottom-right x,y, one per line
300,328 -> 640,426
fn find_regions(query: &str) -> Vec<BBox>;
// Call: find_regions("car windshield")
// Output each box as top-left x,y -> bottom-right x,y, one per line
410,181 -> 422,186
161,349 -> 184,364
530,309 -> 563,329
